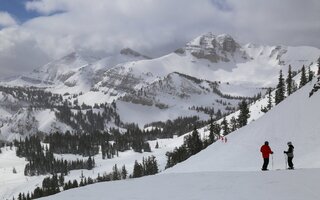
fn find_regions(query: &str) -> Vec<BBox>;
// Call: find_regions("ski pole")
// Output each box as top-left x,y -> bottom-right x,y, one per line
271,154 -> 274,170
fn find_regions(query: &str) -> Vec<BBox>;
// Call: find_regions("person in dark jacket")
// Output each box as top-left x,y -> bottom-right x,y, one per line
284,142 -> 294,169
260,141 -> 273,171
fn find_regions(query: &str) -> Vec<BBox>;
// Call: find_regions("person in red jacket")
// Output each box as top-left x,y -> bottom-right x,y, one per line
260,141 -> 273,171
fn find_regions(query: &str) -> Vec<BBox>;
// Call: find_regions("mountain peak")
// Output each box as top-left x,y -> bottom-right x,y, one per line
182,32 -> 243,62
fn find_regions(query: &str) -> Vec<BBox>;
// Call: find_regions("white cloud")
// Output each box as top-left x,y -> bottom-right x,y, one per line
0,12 -> 17,27
0,0 -> 319,78
25,0 -> 69,15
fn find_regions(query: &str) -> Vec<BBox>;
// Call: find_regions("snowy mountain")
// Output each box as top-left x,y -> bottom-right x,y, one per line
0,32 -> 319,141
6,48 -> 151,94
6,33 -> 320,95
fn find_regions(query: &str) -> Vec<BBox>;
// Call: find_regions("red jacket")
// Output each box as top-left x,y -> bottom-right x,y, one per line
260,145 -> 273,158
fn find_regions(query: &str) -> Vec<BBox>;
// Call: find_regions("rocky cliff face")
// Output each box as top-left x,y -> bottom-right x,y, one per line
179,33 -> 248,62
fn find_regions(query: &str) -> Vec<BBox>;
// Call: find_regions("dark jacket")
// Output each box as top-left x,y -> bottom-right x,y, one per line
284,145 -> 294,158
260,145 -> 273,158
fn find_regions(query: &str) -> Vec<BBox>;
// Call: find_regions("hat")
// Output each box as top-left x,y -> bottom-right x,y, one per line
265,141 -> 269,145
287,142 -> 292,145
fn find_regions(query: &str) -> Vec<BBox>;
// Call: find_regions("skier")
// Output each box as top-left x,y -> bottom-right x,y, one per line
284,142 -> 294,169
260,141 -> 273,171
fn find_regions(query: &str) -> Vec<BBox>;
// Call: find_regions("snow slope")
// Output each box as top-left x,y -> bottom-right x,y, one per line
40,169 -> 320,200
166,79 -> 320,173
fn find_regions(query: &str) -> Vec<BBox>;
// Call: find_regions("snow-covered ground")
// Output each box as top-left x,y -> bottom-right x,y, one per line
0,147 -> 46,200
40,169 -> 320,200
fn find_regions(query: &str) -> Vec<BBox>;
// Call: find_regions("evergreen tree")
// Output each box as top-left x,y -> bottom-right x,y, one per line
299,65 -> 307,88
275,70 -> 285,105
121,165 -> 127,179
221,117 -> 230,135
26,193 -> 31,200
112,164 -> 120,180
286,65 -> 293,96
185,127 -> 203,155
229,116 -> 237,132
237,100 -> 250,128
165,145 -> 189,169
132,160 -> 144,178
208,115 -> 215,143
87,156 -> 93,170
308,66 -> 314,82
72,180 -> 78,188
59,173 -> 64,186
143,156 -> 158,175
143,142 -> 151,152
212,121 -> 221,138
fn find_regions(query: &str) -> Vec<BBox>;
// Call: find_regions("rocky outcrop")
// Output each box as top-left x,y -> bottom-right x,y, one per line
183,33 -> 247,63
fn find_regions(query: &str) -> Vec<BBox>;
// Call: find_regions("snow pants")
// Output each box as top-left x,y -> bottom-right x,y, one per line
288,157 -> 294,169
262,158 -> 269,170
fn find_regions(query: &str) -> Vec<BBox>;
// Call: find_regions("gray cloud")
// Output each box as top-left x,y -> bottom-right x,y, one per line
0,0 -> 319,78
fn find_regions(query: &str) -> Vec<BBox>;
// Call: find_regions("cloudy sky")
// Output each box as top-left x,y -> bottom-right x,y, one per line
0,0 -> 319,78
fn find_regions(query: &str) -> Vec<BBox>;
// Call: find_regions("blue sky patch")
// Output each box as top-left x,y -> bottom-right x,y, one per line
0,0 -> 41,23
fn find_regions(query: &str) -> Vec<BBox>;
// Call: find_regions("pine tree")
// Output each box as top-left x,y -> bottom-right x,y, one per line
237,100 -> 250,128
299,65 -> 307,88
221,117 -> 230,135
112,164 -> 120,180
87,156 -> 93,170
121,165 -> 127,179
286,65 -> 293,96
143,156 -> 158,175
308,66 -> 314,82
208,115 -> 215,143
72,180 -> 78,188
59,173 -> 64,186
275,70 -> 285,105
229,116 -> 237,132
132,160 -> 143,178
185,127 -> 203,155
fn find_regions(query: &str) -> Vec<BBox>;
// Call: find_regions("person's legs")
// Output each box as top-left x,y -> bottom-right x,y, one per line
288,157 -> 294,169
262,158 -> 269,170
